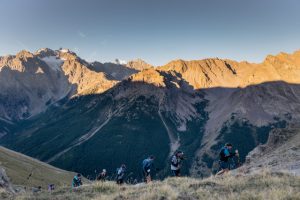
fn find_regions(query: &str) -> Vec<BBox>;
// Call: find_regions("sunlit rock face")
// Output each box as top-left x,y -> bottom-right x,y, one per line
1,48 -> 300,177
0,49 -> 150,120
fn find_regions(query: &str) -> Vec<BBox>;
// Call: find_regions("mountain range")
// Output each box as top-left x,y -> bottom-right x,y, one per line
1,48 -> 300,178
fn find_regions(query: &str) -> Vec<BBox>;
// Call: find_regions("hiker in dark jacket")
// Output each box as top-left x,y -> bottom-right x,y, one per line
72,173 -> 82,188
97,169 -> 107,181
48,184 -> 55,192
171,151 -> 184,177
142,155 -> 155,183
216,143 -> 239,175
116,164 -> 126,184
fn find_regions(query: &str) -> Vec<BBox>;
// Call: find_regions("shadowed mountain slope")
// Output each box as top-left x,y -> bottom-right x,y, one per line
1,49 -> 300,178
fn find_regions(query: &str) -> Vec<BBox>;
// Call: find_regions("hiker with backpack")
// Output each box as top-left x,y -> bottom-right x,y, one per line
72,173 -> 82,188
142,155 -> 155,183
170,151 -> 185,177
48,184 -> 55,192
216,143 -> 239,176
116,164 -> 126,184
96,169 -> 107,181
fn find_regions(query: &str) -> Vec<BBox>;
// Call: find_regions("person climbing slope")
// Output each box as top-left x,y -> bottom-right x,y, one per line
170,151 -> 185,177
216,143 -> 239,176
116,164 -> 126,184
72,173 -> 82,188
142,155 -> 155,183
97,169 -> 107,181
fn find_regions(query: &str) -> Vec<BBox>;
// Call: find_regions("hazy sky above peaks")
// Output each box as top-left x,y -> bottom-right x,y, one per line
0,0 -> 300,65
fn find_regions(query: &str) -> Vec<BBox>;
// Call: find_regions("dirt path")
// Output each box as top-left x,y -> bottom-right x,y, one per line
46,112 -> 114,163
158,110 -> 180,155
0,118 -> 14,124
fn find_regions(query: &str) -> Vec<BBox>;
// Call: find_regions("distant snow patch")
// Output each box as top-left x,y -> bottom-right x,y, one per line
171,81 -> 180,88
41,56 -> 64,71
177,124 -> 187,132
36,48 -> 48,53
35,67 -> 44,74
59,49 -> 70,53
111,72 -> 117,77
119,60 -> 127,65
115,59 -> 127,65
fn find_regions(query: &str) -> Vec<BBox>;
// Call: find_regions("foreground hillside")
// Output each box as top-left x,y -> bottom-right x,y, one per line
0,146 -> 75,188
7,172 -> 300,200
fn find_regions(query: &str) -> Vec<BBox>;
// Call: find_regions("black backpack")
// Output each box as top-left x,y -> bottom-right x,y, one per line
219,147 -> 226,161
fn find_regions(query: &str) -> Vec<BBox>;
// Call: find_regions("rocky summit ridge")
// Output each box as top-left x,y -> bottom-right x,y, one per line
1,48 -> 300,177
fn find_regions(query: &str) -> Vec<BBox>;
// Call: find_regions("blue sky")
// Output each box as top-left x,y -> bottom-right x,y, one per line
0,0 -> 299,65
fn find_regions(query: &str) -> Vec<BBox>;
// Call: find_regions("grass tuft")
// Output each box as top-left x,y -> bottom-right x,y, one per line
5,172 -> 300,200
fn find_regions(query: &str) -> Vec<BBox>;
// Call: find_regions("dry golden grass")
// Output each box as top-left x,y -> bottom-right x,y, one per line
0,147 -> 75,188
7,171 -> 299,200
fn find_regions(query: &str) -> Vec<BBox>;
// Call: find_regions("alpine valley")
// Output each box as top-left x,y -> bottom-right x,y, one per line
1,48 -> 300,179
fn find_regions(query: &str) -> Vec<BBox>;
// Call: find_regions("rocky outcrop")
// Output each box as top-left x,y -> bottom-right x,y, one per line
159,50 -> 300,89
0,48 -> 118,120
89,59 -> 152,81
126,59 -> 153,71
0,167 -> 14,194
1,48 -> 300,177
156,50 -> 300,176
90,61 -> 138,81
242,125 -> 300,175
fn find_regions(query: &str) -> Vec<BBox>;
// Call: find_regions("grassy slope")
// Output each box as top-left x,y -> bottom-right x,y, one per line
0,146 -> 76,188
13,172 -> 300,200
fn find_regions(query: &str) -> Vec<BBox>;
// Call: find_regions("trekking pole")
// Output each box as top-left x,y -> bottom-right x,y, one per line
23,168 -> 35,188
236,150 -> 240,168
95,169 -> 97,180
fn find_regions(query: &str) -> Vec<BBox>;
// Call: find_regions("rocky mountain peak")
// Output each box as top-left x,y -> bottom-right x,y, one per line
1,47 -> 300,179
15,50 -> 34,60
126,59 -> 153,71
264,50 -> 300,67
0,48 -> 119,120
35,48 -> 57,58
130,68 -> 165,87
58,48 -> 73,54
